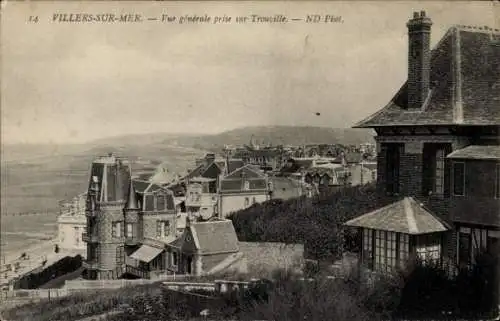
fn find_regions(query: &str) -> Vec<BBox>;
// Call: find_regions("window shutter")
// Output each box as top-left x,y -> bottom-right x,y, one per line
443,144 -> 452,197
156,221 -> 161,237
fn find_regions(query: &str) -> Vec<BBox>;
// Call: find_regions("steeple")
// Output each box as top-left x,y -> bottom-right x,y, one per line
125,177 -> 139,210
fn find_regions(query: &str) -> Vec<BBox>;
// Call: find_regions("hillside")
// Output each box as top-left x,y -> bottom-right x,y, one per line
164,126 -> 375,150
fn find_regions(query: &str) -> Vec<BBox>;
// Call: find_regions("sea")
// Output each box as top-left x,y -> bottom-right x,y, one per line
0,143 -> 206,260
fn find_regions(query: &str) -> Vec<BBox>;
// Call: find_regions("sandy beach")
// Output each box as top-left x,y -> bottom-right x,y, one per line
0,238 -> 61,286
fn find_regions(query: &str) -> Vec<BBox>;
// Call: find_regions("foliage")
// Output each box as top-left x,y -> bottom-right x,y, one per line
15,255 -> 83,289
2,283 -> 162,321
396,253 -> 499,319
229,182 -> 398,260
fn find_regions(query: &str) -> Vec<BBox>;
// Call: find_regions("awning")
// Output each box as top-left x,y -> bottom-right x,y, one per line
130,245 -> 164,263
344,197 -> 450,235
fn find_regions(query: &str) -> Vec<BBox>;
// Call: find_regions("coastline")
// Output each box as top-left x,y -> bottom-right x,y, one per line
1,238 -> 57,266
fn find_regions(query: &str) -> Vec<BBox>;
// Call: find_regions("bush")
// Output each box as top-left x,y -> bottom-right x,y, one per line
15,255 -> 83,289
229,183 -> 398,261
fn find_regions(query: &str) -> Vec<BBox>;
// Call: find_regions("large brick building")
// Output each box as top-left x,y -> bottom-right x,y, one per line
345,11 -> 499,273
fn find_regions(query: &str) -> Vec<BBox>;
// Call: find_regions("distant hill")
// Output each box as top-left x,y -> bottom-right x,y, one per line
166,126 -> 375,150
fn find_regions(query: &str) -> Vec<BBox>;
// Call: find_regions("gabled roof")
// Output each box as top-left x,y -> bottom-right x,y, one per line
447,145 -> 500,161
219,165 -> 267,193
189,219 -> 240,254
224,164 -> 266,179
344,197 -> 450,235
355,26 -> 500,128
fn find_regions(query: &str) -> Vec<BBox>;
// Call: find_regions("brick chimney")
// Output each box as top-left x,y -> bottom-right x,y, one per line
407,10 -> 432,109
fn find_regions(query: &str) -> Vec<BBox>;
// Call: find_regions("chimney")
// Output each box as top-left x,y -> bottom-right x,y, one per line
407,10 -> 433,109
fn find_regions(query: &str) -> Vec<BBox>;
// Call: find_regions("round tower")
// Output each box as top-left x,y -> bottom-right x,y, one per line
84,154 -> 130,280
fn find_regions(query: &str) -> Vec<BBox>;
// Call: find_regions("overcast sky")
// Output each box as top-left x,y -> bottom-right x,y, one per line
1,1 -> 497,144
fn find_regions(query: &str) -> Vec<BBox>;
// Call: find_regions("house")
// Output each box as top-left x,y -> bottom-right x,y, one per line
345,11 -> 500,273
185,176 -> 219,220
268,176 -> 313,200
57,192 -> 87,252
304,164 -> 350,187
165,218 -> 241,275
349,162 -> 378,186
218,164 -> 270,218
83,154 -> 178,280
184,153 -> 245,190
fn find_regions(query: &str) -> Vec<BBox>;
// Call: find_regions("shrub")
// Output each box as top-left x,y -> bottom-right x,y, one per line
229,183 -> 398,261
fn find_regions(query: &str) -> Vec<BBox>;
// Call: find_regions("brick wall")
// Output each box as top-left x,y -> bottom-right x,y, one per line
142,213 -> 177,241
375,134 -> 473,266
95,203 -> 125,278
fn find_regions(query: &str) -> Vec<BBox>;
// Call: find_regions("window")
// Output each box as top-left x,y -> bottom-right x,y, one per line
243,181 -> 250,190
435,149 -> 445,195
74,227 -> 80,245
375,231 -> 398,272
399,234 -> 410,265
496,164 -> 500,199
416,234 -> 441,264
244,197 -> 250,207
112,222 -> 122,238
453,162 -> 465,196
459,227 -> 500,266
116,246 -> 124,265
252,197 -> 257,204
423,144 -> 451,196
156,220 -> 170,238
372,230 -> 409,272
172,252 -> 178,266
362,229 -> 373,267
157,195 -> 166,211
126,223 -> 133,238
383,144 -> 402,195
458,227 -> 472,266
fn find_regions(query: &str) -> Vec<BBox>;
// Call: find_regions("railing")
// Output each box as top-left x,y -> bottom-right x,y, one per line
125,265 -> 150,279
124,237 -> 139,246
82,260 -> 98,269
85,210 -> 97,217
1,288 -> 69,301
82,233 -> 98,243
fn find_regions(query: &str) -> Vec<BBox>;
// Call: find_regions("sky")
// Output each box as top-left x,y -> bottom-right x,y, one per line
1,1 -> 498,144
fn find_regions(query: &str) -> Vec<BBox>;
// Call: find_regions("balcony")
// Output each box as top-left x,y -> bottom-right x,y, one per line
82,260 -> 99,269
85,210 -> 98,217
125,265 -> 150,279
125,237 -> 139,246
82,233 -> 98,243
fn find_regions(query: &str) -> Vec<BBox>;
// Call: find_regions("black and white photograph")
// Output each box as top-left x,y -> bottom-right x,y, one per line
0,1 -> 499,320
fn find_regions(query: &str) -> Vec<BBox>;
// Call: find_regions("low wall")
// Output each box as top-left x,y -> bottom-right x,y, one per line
238,242 -> 304,275
64,274 -> 190,290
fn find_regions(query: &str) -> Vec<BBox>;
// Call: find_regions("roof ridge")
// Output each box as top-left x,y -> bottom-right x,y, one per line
453,24 -> 500,35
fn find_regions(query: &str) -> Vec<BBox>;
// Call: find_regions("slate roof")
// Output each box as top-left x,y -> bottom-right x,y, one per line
446,145 -> 500,160
344,197 -> 450,235
219,165 -> 268,192
355,26 -> 500,127
189,219 -> 240,254
215,159 -> 245,175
